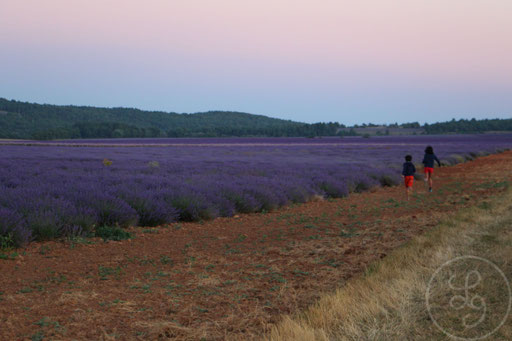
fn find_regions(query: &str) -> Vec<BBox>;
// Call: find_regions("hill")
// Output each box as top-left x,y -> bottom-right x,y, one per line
0,98 -> 341,139
1,98 -> 511,139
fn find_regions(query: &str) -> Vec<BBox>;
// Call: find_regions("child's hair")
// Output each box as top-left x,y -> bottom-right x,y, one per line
405,155 -> 412,161
425,146 -> 434,154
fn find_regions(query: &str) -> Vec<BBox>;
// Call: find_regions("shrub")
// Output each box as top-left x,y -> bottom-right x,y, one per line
354,181 -> 370,193
318,181 -> 348,198
126,196 -> 178,227
65,206 -> 97,234
283,185 -> 314,203
348,174 -> 379,193
222,190 -> 261,214
27,210 -> 62,240
450,154 -> 466,164
96,198 -> 138,227
60,225 -> 84,238
76,193 -> 139,228
166,194 -> 218,221
439,158 -> 454,166
378,175 -> 399,187
214,197 -> 236,217
245,183 -> 288,211
0,207 -> 31,247
95,226 -> 132,241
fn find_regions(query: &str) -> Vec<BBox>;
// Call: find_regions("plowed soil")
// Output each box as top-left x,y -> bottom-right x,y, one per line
1,152 -> 512,341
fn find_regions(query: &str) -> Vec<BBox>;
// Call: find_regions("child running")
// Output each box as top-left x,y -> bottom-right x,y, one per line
402,154 -> 416,201
422,145 -> 441,192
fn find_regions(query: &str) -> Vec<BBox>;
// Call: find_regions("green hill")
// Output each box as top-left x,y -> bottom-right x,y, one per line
0,98 -> 341,139
2,98 -> 509,140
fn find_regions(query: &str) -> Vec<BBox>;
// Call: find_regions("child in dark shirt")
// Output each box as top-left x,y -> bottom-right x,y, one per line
402,155 -> 416,201
422,146 -> 441,192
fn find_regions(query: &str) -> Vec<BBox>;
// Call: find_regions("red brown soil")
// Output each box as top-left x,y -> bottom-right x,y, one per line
1,152 -> 512,341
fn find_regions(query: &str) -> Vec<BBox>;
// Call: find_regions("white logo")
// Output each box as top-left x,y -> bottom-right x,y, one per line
426,256 -> 511,340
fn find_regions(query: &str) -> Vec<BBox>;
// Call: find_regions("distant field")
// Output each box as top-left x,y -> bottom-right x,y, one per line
1,135 -> 511,247
0,134 -> 508,145
337,126 -> 425,135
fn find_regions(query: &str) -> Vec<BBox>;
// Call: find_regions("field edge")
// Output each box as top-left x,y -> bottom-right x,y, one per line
265,187 -> 512,340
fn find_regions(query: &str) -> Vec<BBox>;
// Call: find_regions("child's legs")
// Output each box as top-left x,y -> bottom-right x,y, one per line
404,176 -> 413,199
424,168 -> 433,187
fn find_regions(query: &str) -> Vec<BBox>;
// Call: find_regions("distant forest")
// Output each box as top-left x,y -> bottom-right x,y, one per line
0,98 -> 343,139
423,118 -> 512,134
0,98 -> 510,139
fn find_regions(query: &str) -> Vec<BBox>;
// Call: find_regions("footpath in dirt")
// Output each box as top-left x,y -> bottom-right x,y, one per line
1,152 -> 512,340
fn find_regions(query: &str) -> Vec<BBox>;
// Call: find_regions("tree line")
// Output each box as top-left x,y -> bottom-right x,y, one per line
1,98 -> 510,140
28,121 -> 346,139
0,98 -> 345,139
423,118 -> 512,134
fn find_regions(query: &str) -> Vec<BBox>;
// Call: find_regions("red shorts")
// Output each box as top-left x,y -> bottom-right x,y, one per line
424,167 -> 434,175
404,176 -> 414,188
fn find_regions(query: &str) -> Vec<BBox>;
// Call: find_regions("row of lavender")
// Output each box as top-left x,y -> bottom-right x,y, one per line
3,134 -> 510,146
1,134 -> 510,247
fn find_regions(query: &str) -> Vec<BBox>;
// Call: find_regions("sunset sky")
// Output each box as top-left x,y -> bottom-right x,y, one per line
0,0 -> 511,124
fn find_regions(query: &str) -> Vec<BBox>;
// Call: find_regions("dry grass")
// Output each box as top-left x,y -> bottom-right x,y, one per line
267,189 -> 512,341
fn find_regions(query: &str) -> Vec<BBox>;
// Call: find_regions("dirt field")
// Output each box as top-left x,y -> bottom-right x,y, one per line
1,152 -> 511,340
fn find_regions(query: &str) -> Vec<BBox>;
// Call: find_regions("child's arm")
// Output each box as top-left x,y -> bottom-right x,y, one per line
434,155 -> 441,167
412,164 -> 416,173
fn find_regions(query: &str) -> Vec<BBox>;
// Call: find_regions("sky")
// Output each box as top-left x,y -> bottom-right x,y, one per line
0,0 -> 511,125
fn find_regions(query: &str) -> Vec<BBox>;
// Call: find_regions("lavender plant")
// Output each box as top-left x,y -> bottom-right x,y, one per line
1,134 -> 510,246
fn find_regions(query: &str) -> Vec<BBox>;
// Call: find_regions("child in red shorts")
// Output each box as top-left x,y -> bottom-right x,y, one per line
422,146 -> 441,192
402,155 -> 416,201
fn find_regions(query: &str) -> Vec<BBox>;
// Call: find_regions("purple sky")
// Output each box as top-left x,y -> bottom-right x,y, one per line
1,0 -> 511,124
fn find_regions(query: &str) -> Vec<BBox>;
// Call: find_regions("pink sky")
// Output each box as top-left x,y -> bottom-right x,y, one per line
1,0 -> 511,123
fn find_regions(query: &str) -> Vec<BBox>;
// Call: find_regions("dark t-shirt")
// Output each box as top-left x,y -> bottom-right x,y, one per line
422,153 -> 441,168
402,161 -> 416,176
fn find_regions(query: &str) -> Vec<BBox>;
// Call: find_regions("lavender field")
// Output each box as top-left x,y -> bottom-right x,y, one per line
1,135 -> 511,247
